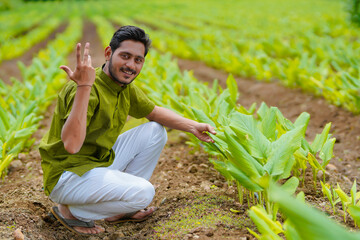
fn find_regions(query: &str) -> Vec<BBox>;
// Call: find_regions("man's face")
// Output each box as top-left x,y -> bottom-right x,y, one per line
106,40 -> 145,85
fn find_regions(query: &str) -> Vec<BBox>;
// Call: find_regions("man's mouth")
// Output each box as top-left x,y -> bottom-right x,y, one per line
120,67 -> 136,75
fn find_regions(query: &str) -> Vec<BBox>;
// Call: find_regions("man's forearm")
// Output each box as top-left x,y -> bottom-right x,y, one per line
147,106 -> 216,143
61,86 -> 92,154
147,106 -> 197,133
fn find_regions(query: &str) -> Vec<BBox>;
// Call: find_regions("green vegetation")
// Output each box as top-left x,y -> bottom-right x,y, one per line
1,0 -> 360,239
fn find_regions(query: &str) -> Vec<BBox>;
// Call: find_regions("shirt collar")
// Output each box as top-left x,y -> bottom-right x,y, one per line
97,64 -> 128,93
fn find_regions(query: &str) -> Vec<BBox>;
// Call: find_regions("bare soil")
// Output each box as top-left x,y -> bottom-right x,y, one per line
0,22 -> 360,240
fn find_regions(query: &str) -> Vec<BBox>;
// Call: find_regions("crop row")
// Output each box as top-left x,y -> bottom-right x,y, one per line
2,0 -> 359,112
0,17 -> 83,178
91,0 -> 360,114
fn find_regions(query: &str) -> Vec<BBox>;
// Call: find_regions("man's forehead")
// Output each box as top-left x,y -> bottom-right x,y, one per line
115,40 -> 145,57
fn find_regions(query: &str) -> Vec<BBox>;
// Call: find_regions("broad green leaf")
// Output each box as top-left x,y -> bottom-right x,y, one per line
229,112 -> 271,161
210,159 -> 233,181
265,125 -> 304,176
307,152 -> 323,171
281,177 -> 299,195
189,90 -> 210,113
293,149 -> 308,170
278,155 -> 296,180
321,181 -> 333,203
212,89 -> 232,117
257,102 -> 270,120
211,79 -> 219,94
301,138 -> 311,153
181,103 -> 195,119
226,161 -> 263,192
310,123 -> 331,154
8,141 -> 23,155
191,107 -> 216,127
226,74 -> 239,104
348,205 -> 360,226
269,183 -> 360,240
293,112 -> 310,129
335,183 -> 350,204
296,191 -> 305,203
259,107 -> 276,141
207,141 -> 227,159
284,220 -> 302,240
0,154 -> 16,177
0,107 -> 10,130
249,205 -> 283,236
319,138 -> 336,167
14,127 -> 36,139
275,108 -> 294,132
169,98 -> 185,113
224,129 -> 264,178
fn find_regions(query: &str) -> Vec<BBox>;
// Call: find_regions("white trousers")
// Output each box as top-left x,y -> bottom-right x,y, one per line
49,122 -> 167,221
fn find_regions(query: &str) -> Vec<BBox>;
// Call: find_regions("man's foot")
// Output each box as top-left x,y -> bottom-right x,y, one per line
105,206 -> 156,224
54,204 -> 104,235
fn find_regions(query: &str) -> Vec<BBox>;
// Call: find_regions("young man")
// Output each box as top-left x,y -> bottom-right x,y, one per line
39,25 -> 216,235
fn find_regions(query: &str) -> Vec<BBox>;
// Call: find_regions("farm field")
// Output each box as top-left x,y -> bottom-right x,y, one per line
1,0 -> 360,239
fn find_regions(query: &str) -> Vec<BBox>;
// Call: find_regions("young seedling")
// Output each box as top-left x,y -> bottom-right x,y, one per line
320,181 -> 340,214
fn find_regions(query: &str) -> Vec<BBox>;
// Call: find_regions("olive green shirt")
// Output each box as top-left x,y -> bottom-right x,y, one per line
39,67 -> 155,196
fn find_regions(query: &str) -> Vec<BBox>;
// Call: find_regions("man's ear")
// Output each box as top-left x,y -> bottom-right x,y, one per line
104,46 -> 112,61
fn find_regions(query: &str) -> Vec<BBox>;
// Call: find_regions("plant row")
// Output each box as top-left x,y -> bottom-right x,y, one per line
0,17 -> 83,178
92,0 -> 360,114
4,0 -> 359,113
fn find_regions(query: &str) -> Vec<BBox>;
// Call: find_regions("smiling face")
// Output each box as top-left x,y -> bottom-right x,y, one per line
103,40 -> 146,86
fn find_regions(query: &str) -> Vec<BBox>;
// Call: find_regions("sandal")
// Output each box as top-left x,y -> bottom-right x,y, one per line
106,207 -> 156,224
50,206 -> 96,235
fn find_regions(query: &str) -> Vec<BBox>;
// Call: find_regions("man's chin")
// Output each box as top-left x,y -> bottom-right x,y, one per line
114,76 -> 135,86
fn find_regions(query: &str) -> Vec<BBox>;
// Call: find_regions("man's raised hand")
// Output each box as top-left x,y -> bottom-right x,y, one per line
60,42 -> 95,87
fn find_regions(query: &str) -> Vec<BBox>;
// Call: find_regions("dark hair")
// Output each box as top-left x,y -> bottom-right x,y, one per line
109,25 -> 151,57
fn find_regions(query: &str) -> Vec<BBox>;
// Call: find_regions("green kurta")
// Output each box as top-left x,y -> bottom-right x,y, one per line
39,67 -> 155,196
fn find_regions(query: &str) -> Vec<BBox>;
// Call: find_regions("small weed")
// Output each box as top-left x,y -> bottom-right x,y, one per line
6,221 -> 16,231
153,195 -> 244,239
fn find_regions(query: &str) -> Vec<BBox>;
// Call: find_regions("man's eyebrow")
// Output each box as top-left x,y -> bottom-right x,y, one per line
119,51 -> 144,59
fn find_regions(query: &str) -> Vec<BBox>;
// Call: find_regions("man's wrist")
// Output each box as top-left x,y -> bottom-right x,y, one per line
77,84 -> 93,88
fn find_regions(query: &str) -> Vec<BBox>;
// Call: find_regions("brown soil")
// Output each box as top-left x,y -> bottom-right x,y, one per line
0,22 -> 360,240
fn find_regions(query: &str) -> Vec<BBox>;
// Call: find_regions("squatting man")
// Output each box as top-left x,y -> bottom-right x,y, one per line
39,25 -> 216,235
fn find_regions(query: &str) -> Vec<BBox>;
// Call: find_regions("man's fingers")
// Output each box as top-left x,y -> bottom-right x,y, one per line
76,43 -> 81,67
83,42 -> 90,64
209,128 -> 217,135
59,65 -> 73,78
205,124 -> 217,135
87,55 -> 92,66
201,134 -> 214,143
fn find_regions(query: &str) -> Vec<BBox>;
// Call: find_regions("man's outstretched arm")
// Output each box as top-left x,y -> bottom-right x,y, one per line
146,106 -> 216,143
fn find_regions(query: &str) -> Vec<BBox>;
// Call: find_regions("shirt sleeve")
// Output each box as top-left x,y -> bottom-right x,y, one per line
128,84 -> 155,119
59,82 -> 98,127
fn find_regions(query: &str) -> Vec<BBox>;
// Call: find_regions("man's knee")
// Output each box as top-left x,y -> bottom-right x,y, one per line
147,121 -> 167,146
132,181 -> 155,209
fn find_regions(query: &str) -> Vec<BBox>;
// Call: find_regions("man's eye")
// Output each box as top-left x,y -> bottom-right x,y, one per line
121,54 -> 129,59
135,58 -> 143,63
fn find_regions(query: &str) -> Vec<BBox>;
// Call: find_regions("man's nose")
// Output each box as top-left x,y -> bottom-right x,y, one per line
125,59 -> 135,69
